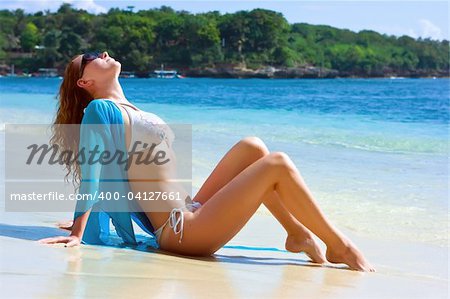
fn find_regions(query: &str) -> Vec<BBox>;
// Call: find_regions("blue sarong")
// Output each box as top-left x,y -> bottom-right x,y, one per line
73,99 -> 158,248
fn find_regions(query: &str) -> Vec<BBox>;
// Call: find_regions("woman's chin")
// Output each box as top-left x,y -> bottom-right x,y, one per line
114,64 -> 121,75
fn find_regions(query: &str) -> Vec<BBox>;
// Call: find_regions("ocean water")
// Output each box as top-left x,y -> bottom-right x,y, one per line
0,77 -> 448,247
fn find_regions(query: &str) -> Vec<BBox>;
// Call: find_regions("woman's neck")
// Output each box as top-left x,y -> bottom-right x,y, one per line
92,78 -> 128,104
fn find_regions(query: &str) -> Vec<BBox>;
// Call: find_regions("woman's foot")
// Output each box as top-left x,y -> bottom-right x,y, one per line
326,241 -> 375,272
285,233 -> 327,264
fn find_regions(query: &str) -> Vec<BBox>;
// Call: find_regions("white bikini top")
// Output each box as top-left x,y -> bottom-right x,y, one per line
116,102 -> 175,152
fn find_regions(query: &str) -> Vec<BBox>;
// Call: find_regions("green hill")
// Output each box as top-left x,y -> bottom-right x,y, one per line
0,4 -> 448,77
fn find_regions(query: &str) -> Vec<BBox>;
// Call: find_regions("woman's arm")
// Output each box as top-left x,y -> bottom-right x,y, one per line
37,208 -> 91,247
70,208 -> 91,239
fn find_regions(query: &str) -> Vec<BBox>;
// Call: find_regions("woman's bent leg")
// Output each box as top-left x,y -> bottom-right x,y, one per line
160,152 -> 374,271
192,137 -> 325,262
194,138 -> 308,236
160,152 -> 286,256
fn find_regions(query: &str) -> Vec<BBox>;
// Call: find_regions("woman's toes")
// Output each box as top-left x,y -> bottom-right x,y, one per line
285,234 -> 326,264
305,247 -> 327,264
326,243 -> 374,272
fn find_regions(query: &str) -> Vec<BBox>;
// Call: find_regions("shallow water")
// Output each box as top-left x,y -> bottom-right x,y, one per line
0,77 -> 448,246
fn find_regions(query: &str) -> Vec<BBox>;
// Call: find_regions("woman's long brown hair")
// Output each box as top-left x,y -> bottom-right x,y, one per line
50,55 -> 93,191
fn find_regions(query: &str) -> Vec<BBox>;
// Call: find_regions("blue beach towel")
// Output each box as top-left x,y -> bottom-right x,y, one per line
72,99 -> 158,248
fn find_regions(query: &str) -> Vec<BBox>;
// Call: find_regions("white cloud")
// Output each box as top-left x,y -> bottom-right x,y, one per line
418,19 -> 443,40
72,0 -> 107,14
369,20 -> 446,41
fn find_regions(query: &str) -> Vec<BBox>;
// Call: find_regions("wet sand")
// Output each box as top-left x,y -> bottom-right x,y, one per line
0,208 -> 447,299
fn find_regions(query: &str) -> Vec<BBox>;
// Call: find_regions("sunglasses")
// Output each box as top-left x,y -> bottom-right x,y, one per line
79,51 -> 101,78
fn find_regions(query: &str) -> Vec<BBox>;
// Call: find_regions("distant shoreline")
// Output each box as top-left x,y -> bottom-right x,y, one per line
1,5 -> 448,82
179,66 -> 448,79
1,65 -> 448,79
1,75 -> 448,79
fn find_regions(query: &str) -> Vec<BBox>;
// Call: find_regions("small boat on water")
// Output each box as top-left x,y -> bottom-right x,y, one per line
33,68 -> 59,77
153,64 -> 185,79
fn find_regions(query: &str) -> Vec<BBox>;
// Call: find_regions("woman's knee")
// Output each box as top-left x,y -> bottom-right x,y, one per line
239,136 -> 269,157
263,151 -> 295,173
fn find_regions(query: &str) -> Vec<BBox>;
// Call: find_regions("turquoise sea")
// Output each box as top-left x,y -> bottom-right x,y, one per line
0,77 -> 448,247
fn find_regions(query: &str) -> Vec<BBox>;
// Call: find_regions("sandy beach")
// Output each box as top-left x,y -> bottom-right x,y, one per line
0,204 -> 447,298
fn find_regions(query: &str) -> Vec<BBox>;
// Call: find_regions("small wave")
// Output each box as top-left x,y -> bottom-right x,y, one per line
300,138 -> 448,155
315,192 -> 449,247
190,117 -> 448,155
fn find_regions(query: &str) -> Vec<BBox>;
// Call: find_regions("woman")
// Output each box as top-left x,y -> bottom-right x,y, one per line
38,51 -> 375,272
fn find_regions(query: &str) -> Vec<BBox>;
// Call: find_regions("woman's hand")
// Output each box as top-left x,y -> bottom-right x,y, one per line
56,220 -> 74,231
38,235 -> 81,247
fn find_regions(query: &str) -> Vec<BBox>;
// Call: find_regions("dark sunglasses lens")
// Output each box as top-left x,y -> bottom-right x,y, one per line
83,52 -> 100,61
80,51 -> 101,77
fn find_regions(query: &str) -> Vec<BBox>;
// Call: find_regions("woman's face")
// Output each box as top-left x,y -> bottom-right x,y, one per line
74,51 -> 121,88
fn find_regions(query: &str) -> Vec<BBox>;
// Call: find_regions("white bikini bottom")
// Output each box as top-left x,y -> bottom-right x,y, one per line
153,201 -> 202,245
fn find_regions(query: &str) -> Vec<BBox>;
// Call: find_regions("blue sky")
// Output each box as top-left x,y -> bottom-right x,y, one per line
0,1 -> 448,40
